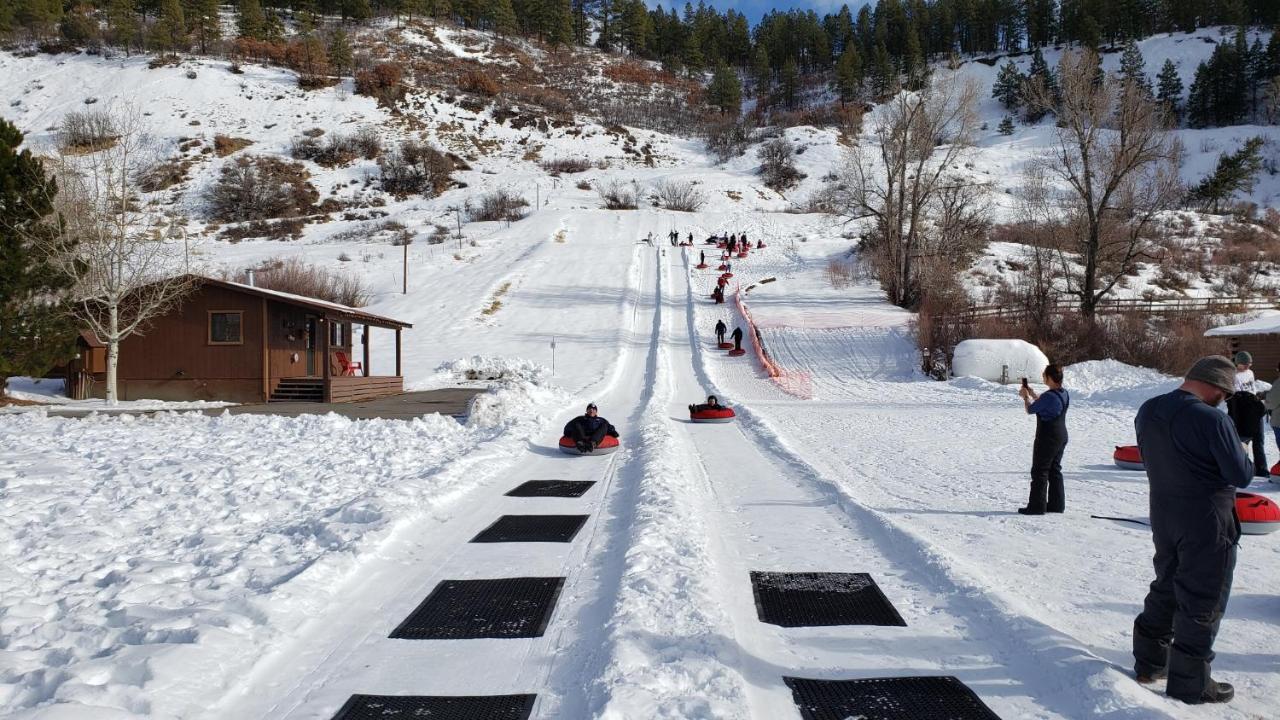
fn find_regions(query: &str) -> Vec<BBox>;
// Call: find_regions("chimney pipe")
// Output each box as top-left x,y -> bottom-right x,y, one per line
246,269 -> 255,287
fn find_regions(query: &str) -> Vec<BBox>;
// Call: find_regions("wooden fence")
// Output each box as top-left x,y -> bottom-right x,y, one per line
943,296 -> 1278,323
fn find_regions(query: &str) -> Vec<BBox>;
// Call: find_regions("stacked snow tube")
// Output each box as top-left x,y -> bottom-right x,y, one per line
1237,492 -> 1280,535
690,407 -> 736,424
558,435 -> 621,456
1113,445 -> 1144,471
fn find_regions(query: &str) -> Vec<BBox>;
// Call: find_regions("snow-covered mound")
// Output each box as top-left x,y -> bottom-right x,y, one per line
951,338 -> 1049,383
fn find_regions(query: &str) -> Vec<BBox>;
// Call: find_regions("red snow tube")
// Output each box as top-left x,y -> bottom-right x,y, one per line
721,272 -> 733,279
558,435 -> 620,456
717,264 -> 729,271
1237,492 -> 1280,535
690,407 -> 736,424
756,241 -> 765,249
695,263 -> 708,269
717,342 -> 734,349
1114,445 -> 1144,471
727,348 -> 746,356
1270,462 -> 1280,482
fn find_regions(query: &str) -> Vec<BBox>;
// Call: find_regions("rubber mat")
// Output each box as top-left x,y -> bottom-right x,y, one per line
331,693 -> 536,720
389,577 -> 565,639
751,571 -> 906,627
784,676 -> 1001,720
471,515 -> 589,543
505,480 -> 596,497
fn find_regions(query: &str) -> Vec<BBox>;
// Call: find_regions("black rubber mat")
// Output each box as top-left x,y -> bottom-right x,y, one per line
390,577 -> 564,639
471,515 -> 589,543
505,480 -> 596,497
784,676 -> 1001,720
331,693 -> 536,720
751,571 -> 906,627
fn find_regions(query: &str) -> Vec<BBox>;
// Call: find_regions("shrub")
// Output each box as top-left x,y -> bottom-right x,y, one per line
541,157 -> 592,175
597,179 -> 640,210
213,135 -> 253,157
468,189 -> 530,222
206,155 -> 319,223
354,62 -> 404,106
704,115 -> 756,163
289,132 -> 361,168
138,157 -> 192,192
378,139 -> 455,197
57,110 -> 117,152
458,69 -> 500,97
239,257 -> 368,307
653,179 -> 707,212
758,137 -> 804,192
351,126 -> 382,159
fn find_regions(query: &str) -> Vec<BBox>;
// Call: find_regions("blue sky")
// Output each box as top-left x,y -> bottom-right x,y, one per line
646,0 -> 869,23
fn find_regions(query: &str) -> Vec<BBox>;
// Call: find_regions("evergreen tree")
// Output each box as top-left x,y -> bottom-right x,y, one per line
151,0 -> 187,55
328,28 -> 353,73
107,0 -> 141,54
1190,136 -> 1265,213
833,45 -> 863,105
992,59 -> 1025,112
342,0 -> 372,22
751,45 -> 771,98
1117,40 -> 1152,97
238,0 -> 265,39
779,57 -> 800,110
998,114 -> 1015,135
187,0 -> 222,54
1186,38 -> 1250,127
1156,59 -> 1183,122
902,28 -> 927,90
490,0 -> 517,36
0,119 -> 76,389
707,61 -> 742,114
546,0 -> 574,49
1023,47 -> 1056,121
870,41 -> 894,98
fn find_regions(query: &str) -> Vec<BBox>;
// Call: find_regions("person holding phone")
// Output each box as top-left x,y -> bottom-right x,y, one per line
1018,363 -> 1070,515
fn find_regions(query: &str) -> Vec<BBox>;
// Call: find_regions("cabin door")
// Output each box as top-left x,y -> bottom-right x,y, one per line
305,316 -> 318,376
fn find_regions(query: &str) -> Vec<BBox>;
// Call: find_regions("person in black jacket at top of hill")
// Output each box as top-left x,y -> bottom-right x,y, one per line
731,326 -> 744,351
1132,356 -> 1253,705
715,319 -> 727,346
1018,363 -> 1069,515
563,403 -> 619,453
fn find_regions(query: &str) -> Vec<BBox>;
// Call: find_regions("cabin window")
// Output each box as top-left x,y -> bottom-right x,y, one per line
329,321 -> 346,347
209,311 -> 243,345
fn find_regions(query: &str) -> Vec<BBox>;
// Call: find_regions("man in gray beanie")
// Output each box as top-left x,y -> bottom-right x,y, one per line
1132,355 -> 1253,704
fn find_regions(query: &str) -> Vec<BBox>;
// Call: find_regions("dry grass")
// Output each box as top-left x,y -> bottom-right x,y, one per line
213,135 -> 253,157
554,230 -> 567,243
480,282 -> 512,317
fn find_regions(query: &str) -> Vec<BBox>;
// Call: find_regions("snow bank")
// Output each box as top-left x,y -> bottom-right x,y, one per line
951,339 -> 1048,383
434,355 -> 550,385
0,392 -> 554,718
1063,359 -> 1179,405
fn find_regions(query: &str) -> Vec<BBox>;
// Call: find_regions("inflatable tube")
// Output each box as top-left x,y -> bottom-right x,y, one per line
558,435 -> 620,456
691,407 -> 736,423
756,241 -> 765,249
727,348 -> 746,357
717,264 -> 729,271
1237,492 -> 1280,535
1113,445 -> 1144,471
1270,462 -> 1280,484
717,342 -> 734,349
695,263 -> 708,269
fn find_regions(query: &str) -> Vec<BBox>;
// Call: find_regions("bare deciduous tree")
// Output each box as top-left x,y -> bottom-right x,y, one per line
837,72 -> 989,309
1026,49 -> 1182,321
41,106 -> 194,404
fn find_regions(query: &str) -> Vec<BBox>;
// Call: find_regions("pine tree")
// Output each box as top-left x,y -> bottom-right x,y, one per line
238,0 -> 265,39
0,119 -> 76,388
870,41 -> 894,98
1117,40 -> 1152,97
490,0 -> 517,37
1191,136 -> 1265,213
992,59 -> 1025,112
833,45 -> 863,105
151,0 -> 187,55
187,0 -> 222,54
1156,59 -> 1183,120
1023,47 -> 1056,121
328,28 -> 353,73
903,29 -> 927,91
545,0 -> 574,49
752,45 -> 771,98
998,115 -> 1015,135
107,0 -> 140,54
1187,39 -> 1250,128
707,61 -> 742,114
342,0 -> 372,23
779,57 -> 800,110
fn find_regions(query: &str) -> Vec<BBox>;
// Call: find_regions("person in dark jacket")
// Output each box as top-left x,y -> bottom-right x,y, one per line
1229,351 -> 1267,476
728,236 -> 738,254
715,319 -> 727,346
1018,363 -> 1069,515
699,250 -> 706,266
689,394 -> 722,414
1132,356 -> 1253,705
563,403 -> 619,453
712,286 -> 724,304
731,326 -> 744,351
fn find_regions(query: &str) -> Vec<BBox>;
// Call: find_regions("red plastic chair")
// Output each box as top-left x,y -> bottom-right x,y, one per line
335,351 -> 363,376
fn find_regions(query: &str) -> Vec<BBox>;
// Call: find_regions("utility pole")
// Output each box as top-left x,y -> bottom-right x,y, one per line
402,238 -> 411,294
550,335 -> 556,375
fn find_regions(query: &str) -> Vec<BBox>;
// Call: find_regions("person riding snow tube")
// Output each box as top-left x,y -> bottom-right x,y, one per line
1237,491 -> 1280,534
689,395 -> 735,423
1113,445 -> 1144,471
560,403 -> 620,455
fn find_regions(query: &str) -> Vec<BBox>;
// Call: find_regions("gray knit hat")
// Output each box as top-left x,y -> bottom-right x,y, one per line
1186,355 -> 1237,395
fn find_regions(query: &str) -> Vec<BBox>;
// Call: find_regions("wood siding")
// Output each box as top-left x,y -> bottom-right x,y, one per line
1217,335 -> 1280,383
326,376 -> 402,403
116,285 -> 264,383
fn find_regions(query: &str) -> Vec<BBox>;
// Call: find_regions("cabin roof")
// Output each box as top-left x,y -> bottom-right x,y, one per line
198,277 -> 413,330
1205,310 -> 1280,338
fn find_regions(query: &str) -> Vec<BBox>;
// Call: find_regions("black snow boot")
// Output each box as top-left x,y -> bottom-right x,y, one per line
1173,681 -> 1234,705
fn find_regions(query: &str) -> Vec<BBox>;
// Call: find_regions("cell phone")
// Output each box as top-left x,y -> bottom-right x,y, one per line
1021,377 -> 1029,389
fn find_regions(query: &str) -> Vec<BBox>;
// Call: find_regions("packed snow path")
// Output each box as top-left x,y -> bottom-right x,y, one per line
210,230 -> 1273,720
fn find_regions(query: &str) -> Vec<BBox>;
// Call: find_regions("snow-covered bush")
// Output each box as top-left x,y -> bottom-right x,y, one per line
653,179 -> 707,212
598,178 -> 640,210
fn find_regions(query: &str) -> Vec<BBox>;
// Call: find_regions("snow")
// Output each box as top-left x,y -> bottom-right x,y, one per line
951,338 -> 1050,383
1205,309 -> 1280,336
1,377 -> 234,412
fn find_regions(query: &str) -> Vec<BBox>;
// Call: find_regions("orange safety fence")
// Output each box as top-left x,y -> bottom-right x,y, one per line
734,287 -> 812,400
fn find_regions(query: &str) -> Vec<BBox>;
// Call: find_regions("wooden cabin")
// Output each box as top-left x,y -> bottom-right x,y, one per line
65,277 -> 413,403
1205,314 -> 1280,382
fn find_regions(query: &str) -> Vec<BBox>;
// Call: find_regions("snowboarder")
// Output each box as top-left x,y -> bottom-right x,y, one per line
731,326 -> 744,351
715,319 -> 727,345
1231,351 -> 1267,476
688,394 -> 722,414
1132,356 -> 1253,705
563,403 -> 619,454
1018,364 -> 1069,515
